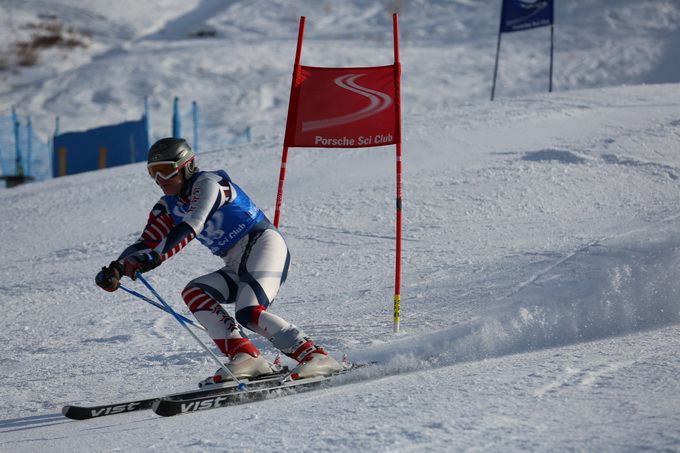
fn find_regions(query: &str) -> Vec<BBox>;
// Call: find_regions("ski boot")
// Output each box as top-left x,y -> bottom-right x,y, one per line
199,338 -> 273,387
288,340 -> 344,380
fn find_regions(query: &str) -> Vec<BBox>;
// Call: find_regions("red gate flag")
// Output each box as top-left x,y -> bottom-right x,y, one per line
284,65 -> 400,148
276,15 -> 403,333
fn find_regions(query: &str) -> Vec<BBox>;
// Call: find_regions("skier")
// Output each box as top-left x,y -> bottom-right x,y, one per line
95,137 -> 343,383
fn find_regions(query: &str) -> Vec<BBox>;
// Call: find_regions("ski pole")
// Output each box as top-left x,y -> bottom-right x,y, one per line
135,273 -> 247,391
119,284 -> 207,332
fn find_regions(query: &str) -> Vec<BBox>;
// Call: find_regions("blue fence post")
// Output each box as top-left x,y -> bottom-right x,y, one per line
12,106 -> 23,175
0,116 -> 7,177
144,96 -> 150,149
173,97 -> 181,138
53,116 -> 60,178
192,101 -> 199,151
26,116 -> 32,176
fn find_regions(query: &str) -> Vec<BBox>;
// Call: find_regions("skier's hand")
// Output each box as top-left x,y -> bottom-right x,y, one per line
96,261 -> 124,292
122,251 -> 162,279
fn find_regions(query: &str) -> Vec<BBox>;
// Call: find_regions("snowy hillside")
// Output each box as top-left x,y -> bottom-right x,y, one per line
1,0 -> 679,144
1,1 -> 680,452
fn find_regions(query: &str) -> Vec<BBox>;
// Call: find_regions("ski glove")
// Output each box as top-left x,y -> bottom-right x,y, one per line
96,261 -> 124,292
122,251 -> 162,279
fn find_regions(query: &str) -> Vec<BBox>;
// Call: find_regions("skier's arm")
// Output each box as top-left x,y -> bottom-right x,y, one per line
96,202 -> 172,291
116,202 -> 175,262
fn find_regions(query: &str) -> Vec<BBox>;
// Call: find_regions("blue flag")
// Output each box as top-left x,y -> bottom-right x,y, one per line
500,0 -> 554,33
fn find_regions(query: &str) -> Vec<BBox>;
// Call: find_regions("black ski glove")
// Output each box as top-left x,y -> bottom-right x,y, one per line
96,261 -> 124,292
121,251 -> 162,279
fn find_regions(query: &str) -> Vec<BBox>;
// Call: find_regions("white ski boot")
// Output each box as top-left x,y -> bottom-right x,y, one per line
289,340 -> 344,380
199,338 -> 273,387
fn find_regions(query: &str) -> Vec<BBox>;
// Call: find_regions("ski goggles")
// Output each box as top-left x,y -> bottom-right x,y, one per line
147,156 -> 194,181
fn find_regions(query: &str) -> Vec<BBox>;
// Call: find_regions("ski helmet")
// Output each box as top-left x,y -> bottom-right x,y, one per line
147,137 -> 197,181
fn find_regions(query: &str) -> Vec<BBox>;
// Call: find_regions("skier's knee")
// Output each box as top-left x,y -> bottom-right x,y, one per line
235,305 -> 266,327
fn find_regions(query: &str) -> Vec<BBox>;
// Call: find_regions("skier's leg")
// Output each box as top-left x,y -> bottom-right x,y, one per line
234,226 -> 343,378
182,269 -> 240,356
183,269 -> 271,380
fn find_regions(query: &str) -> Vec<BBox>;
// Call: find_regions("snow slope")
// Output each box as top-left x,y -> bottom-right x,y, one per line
1,1 -> 679,452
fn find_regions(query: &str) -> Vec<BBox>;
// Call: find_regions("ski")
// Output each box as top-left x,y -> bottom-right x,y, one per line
152,360 -> 375,417
152,373 -> 332,417
62,370 -> 289,420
